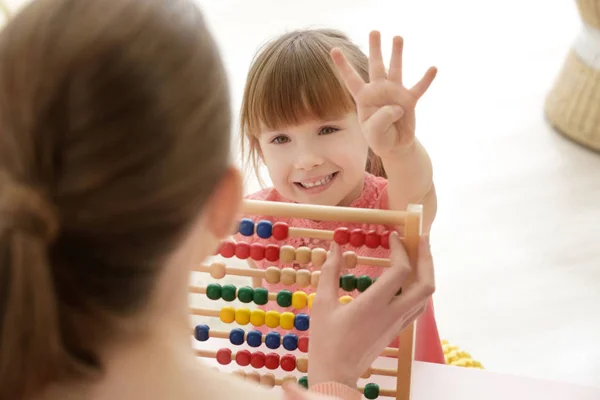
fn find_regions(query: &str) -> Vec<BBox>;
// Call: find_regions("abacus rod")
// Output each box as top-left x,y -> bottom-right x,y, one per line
289,226 -> 406,244
242,199 -> 408,226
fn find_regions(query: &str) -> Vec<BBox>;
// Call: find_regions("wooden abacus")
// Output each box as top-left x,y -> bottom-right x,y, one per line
190,200 -> 423,400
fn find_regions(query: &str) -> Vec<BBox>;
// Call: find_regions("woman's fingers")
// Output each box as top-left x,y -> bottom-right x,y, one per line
387,36 -> 404,84
368,30 -> 387,81
410,66 -> 438,100
315,241 -> 344,303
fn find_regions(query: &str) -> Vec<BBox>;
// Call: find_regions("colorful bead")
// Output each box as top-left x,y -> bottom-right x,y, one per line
206,283 -> 222,300
307,293 -> 316,308
219,241 -> 235,258
220,306 -> 235,323
296,270 -> 311,287
349,229 -> 365,247
296,358 -> 308,373
265,353 -> 280,370
235,242 -> 250,259
265,267 -> 281,284
265,332 -> 281,349
280,245 -> 296,263
246,371 -> 260,382
265,311 -> 280,328
250,351 -> 266,369
333,227 -> 350,244
364,383 -> 380,399
253,287 -> 269,305
343,251 -> 358,269
381,231 -> 391,249
298,376 -> 308,389
238,218 -> 255,236
311,248 -> 327,268
295,246 -> 311,264
339,295 -> 353,304
221,284 -> 237,302
276,290 -> 292,307
264,244 -> 280,261
280,268 -> 296,285
280,312 -> 295,330
247,330 -> 262,347
292,291 -> 308,309
216,348 -> 232,365
282,376 -> 297,385
194,324 -> 209,341
310,271 -> 320,287
340,274 -> 357,291
249,243 -> 265,261
229,328 -> 245,345
235,308 -> 251,325
272,222 -> 289,240
365,230 -> 381,248
282,334 -> 298,351
298,336 -> 309,353
237,286 -> 254,303
250,309 -> 265,326
294,314 -> 309,331
235,349 -> 251,366
280,354 -> 296,372
260,373 -> 276,388
357,275 -> 372,292
254,220 -> 271,239
209,262 -> 226,279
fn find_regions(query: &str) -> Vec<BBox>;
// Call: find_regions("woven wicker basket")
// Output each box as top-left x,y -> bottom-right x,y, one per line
545,0 -> 600,152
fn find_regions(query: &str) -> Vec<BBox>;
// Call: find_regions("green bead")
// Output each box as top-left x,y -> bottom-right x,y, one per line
253,287 -> 269,305
237,286 -> 254,303
206,283 -> 222,300
356,275 -> 372,292
276,289 -> 292,307
340,274 -> 357,291
364,383 -> 380,399
298,376 -> 308,389
221,284 -> 237,302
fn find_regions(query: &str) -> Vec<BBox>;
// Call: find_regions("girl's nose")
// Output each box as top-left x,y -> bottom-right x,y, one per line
293,151 -> 324,170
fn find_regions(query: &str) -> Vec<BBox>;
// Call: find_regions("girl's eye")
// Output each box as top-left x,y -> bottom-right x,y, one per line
271,135 -> 290,144
319,126 -> 339,135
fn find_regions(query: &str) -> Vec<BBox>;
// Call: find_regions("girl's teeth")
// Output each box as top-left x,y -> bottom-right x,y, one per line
301,174 -> 333,188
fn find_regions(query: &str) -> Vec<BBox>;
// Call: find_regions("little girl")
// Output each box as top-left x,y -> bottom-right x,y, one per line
234,28 -> 445,364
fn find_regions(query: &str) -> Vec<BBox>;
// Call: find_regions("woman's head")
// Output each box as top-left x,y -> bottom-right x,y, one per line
0,0 -> 240,398
240,29 -> 387,206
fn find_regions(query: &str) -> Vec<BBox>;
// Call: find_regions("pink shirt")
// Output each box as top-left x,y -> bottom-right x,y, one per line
235,172 -> 445,364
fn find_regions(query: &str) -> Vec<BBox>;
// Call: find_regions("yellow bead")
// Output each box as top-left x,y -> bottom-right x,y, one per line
265,310 -> 280,328
292,291 -> 308,309
250,309 -> 266,326
280,312 -> 295,330
220,306 -> 235,323
339,295 -> 353,305
308,293 -> 316,308
235,308 -> 251,325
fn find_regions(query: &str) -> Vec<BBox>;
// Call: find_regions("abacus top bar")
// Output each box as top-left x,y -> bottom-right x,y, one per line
242,200 -> 418,226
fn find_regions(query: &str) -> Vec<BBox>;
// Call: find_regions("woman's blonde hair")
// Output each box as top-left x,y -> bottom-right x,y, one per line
239,28 -> 386,186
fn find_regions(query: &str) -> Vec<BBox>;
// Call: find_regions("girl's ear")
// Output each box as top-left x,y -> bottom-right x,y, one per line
205,165 -> 243,239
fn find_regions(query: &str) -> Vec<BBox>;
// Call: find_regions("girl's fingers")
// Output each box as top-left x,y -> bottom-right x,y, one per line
387,36 -> 404,84
315,241 -> 344,302
410,66 -> 438,100
368,30 -> 387,81
330,48 -> 366,97
363,105 -> 404,138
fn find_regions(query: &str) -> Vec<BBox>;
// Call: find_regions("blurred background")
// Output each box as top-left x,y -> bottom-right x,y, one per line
2,0 -> 599,389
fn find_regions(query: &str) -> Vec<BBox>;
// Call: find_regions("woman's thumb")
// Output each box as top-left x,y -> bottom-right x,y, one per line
316,241 -> 343,300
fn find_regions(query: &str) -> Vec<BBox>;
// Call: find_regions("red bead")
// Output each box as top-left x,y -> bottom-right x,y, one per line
381,231 -> 391,249
349,229 -> 365,247
235,242 -> 251,259
250,243 -> 266,261
298,336 -> 309,353
272,222 -> 289,240
265,244 -> 280,262
280,354 -> 296,372
250,351 -> 265,369
216,348 -> 232,365
219,241 -> 236,258
365,230 -> 381,248
235,349 -> 251,366
264,353 -> 280,370
333,227 -> 349,245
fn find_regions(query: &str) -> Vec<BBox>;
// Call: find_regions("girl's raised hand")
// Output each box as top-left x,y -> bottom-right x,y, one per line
305,232 -> 435,390
330,31 -> 437,158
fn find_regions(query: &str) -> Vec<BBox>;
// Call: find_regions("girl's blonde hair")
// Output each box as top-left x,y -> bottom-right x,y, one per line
239,28 -> 386,186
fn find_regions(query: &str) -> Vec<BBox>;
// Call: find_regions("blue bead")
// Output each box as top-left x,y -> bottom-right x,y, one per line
256,220 -> 273,239
294,314 -> 310,331
282,333 -> 298,351
265,332 -> 281,349
194,324 -> 210,341
238,218 -> 255,236
229,328 -> 245,346
247,330 -> 262,347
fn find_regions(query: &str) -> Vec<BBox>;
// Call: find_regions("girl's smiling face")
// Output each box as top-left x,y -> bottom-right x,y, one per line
258,112 -> 369,206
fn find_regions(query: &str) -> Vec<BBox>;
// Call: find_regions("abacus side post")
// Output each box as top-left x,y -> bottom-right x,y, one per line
395,204 -> 422,400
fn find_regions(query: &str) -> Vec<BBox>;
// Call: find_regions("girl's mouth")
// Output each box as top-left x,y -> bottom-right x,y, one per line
294,172 -> 338,193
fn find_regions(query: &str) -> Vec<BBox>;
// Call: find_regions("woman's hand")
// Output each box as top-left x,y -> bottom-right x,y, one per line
306,232 -> 435,389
